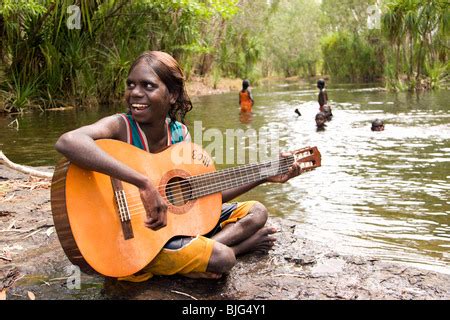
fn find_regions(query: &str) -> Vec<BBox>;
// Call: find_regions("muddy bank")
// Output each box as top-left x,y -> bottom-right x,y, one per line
0,165 -> 449,300
186,76 -> 242,97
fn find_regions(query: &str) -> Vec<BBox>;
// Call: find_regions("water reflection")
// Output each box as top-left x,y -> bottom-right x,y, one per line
239,111 -> 254,124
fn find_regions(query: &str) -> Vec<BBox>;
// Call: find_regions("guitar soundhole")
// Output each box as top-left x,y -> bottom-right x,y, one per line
165,177 -> 192,206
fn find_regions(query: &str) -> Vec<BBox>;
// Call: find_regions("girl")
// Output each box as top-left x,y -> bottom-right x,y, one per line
55,51 -> 301,281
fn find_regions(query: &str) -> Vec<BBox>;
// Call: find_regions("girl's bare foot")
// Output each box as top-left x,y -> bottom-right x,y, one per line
232,226 -> 277,255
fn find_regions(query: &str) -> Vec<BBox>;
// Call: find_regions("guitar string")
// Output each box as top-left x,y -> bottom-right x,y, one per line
153,155 -> 299,189
124,158 -> 313,208
126,155 -> 295,196
123,151 -> 305,194
110,149 -> 312,206
109,148 -> 314,221
113,152 -> 314,219
117,151 -> 314,207
122,161 -> 313,218
123,157 -> 295,203
117,193 -> 125,221
130,158 -> 318,205
119,160 -> 294,217
155,149 -> 313,191
155,155 -> 296,190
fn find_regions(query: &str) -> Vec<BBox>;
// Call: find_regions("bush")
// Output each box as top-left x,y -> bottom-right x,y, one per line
321,31 -> 383,82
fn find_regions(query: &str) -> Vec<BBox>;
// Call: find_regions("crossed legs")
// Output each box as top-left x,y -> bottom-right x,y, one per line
204,202 -> 277,275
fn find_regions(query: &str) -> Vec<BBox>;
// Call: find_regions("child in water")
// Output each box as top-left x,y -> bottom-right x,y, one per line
371,119 -> 385,131
315,112 -> 327,131
317,79 -> 328,112
239,79 -> 254,113
323,105 -> 333,121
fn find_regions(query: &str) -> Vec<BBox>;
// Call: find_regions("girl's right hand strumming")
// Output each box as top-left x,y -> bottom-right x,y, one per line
140,182 -> 168,231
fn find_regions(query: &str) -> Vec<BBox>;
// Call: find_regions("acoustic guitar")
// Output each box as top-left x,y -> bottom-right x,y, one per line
51,139 -> 321,277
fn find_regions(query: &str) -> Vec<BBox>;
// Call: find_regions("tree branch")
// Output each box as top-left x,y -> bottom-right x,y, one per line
0,151 -> 52,179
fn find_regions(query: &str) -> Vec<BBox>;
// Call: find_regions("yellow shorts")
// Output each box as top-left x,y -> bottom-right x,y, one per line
119,201 -> 257,282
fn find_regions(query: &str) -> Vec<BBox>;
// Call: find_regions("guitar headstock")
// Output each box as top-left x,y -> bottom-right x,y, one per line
291,146 -> 321,173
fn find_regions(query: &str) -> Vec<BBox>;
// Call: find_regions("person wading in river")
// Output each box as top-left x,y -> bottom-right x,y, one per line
55,51 -> 303,281
239,79 -> 254,113
323,105 -> 333,121
371,119 -> 385,131
317,79 -> 329,113
315,112 -> 327,131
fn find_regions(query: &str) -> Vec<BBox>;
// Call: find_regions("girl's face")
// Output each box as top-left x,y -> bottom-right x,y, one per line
125,61 -> 176,124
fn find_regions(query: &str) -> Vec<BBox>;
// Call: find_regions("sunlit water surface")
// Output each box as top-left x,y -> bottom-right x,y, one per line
1,81 -> 449,274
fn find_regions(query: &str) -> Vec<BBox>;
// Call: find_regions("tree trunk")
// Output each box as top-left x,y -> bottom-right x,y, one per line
395,43 -> 400,79
0,14 -> 4,64
416,7 -> 432,81
198,17 -> 226,76
409,33 -> 414,80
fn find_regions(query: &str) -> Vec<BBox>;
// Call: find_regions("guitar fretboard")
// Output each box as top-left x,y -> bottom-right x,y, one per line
187,155 -> 294,199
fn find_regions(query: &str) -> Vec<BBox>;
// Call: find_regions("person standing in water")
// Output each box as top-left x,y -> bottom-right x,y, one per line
317,79 -> 328,113
239,79 -> 254,113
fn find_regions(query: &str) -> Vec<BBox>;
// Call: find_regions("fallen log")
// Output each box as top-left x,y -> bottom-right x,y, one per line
0,151 -> 52,179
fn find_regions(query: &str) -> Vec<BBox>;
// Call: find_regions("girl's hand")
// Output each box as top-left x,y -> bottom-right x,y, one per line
140,182 -> 168,230
265,152 -> 302,183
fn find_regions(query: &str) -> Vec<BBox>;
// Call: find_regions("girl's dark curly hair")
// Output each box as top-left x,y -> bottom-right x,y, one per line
128,51 -> 192,124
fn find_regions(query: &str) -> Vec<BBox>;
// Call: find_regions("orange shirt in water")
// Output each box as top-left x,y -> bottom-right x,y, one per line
239,90 -> 253,113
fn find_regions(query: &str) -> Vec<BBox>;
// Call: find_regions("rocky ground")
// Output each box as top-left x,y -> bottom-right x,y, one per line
0,165 -> 449,300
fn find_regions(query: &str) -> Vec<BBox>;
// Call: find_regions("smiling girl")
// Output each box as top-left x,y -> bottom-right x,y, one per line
55,51 -> 300,281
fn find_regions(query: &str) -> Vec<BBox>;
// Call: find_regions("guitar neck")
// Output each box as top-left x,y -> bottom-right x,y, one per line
188,155 -> 294,199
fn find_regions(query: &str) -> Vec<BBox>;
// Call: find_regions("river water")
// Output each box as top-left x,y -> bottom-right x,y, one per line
1,80 -> 449,274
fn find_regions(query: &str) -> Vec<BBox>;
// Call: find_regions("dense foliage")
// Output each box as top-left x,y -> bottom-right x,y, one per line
0,0 -> 447,112
382,0 -> 449,90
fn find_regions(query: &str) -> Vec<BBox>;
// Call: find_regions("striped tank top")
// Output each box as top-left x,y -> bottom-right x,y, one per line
118,113 -> 191,151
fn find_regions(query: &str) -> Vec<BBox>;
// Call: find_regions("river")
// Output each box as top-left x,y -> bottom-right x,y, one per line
1,80 -> 449,274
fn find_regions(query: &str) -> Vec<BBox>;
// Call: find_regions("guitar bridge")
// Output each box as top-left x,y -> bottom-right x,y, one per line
111,178 -> 134,240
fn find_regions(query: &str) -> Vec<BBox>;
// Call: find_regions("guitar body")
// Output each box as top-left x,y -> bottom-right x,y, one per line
51,139 -> 221,278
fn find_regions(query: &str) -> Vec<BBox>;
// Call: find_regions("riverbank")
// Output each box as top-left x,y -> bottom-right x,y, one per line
0,76 -> 243,114
0,165 -> 449,300
186,76 -> 242,97
3,74 -> 448,114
